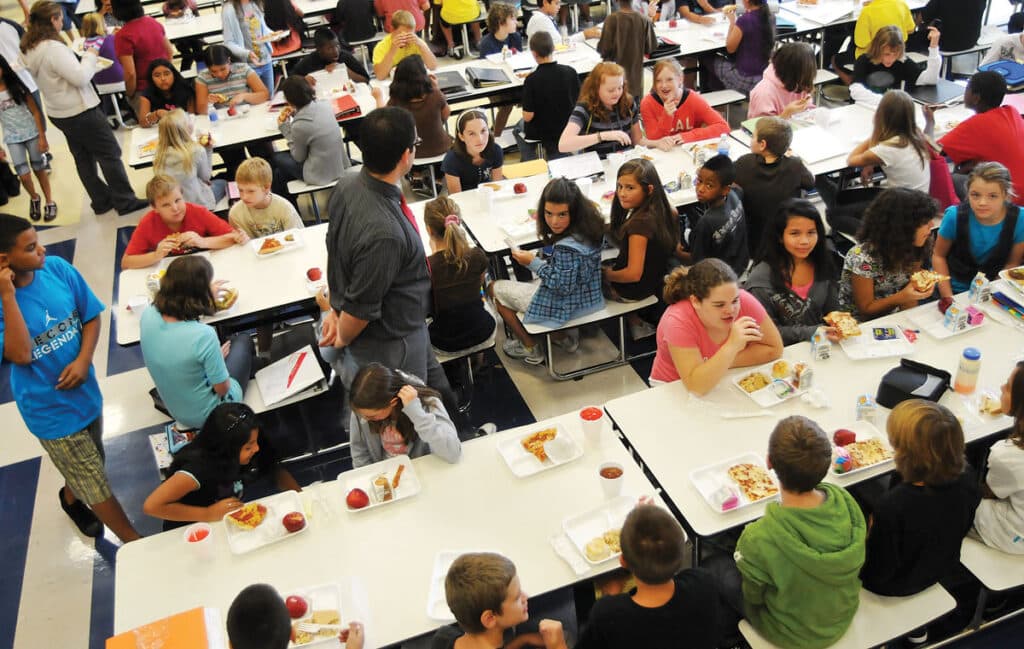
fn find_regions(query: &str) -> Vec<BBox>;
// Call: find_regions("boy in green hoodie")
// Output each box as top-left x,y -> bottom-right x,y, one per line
736,415 -> 867,649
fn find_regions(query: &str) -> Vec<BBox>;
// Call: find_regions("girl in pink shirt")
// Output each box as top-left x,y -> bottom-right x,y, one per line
747,42 -> 816,119
650,258 -> 783,393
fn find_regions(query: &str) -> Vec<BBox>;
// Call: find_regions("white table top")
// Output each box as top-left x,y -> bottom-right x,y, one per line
159,11 -> 224,41
114,413 -> 662,647
127,84 -> 379,168
116,223 -> 328,345
730,102 -> 976,176
433,136 -> 750,255
604,298 -> 1021,538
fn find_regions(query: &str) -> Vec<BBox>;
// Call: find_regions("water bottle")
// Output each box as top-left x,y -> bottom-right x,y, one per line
559,24 -> 569,47
954,347 -> 982,394
717,134 -> 731,157
207,105 -> 220,134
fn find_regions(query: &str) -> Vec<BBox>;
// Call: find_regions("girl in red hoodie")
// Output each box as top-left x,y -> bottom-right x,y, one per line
640,60 -> 730,150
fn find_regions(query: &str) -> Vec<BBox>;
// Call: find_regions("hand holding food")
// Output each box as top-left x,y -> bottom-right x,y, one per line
155,237 -> 177,258
823,311 -> 861,339
278,105 -> 294,124
910,269 -> 948,293
208,92 -> 228,105
177,230 -> 201,248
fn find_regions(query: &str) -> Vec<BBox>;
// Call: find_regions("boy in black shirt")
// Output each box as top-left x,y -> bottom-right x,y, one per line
734,116 -> 814,256
227,583 -> 365,649
683,154 -> 749,276
576,503 -> 721,649
294,27 -> 370,83
515,31 -> 581,161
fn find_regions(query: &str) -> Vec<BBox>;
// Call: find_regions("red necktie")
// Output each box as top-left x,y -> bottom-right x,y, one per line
400,196 -> 420,234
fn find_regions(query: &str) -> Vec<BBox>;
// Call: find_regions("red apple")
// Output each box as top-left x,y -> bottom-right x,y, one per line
227,105 -> 237,117
346,488 -> 369,510
833,429 -> 857,447
282,511 -> 306,533
307,267 -> 322,281
513,182 -> 528,195
285,595 -> 308,619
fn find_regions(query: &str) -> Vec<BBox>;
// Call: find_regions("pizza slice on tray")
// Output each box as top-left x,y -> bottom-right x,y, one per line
258,237 -> 284,255
726,463 -> 779,502
227,502 -> 267,530
521,428 -> 557,463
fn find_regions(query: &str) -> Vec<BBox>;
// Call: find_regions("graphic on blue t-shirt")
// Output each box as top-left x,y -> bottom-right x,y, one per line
0,256 -> 104,440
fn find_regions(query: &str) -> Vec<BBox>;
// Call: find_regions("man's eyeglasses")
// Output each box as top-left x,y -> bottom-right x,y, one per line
412,136 -> 423,149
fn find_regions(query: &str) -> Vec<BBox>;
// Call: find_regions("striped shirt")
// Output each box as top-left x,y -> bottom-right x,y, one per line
196,62 -> 252,98
567,99 -> 639,157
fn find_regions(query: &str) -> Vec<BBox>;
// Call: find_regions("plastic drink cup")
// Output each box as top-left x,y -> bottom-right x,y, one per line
598,462 -> 624,499
576,177 -> 593,199
579,406 -> 604,448
183,522 -> 214,560
478,185 -> 495,210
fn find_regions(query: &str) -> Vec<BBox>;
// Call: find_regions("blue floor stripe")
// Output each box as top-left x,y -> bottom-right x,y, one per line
0,457 -> 41,649
105,226 -> 144,376
0,239 -> 77,405
88,541 -> 116,649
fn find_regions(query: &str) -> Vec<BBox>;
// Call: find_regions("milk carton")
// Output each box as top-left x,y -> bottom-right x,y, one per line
811,327 -> 832,360
944,302 -> 969,332
968,272 -> 991,303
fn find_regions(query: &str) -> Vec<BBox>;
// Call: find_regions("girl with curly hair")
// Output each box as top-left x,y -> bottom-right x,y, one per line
838,187 -> 939,319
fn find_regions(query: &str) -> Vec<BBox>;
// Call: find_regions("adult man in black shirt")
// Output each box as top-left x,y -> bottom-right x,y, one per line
321,107 -> 455,416
515,31 -> 580,161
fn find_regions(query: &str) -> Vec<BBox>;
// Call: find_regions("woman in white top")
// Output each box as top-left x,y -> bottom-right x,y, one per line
20,1 -> 146,216
973,361 -> 1024,554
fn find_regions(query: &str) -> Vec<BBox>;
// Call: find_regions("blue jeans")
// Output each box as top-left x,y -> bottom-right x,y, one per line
251,61 -> 274,97
7,138 -> 44,176
211,178 -> 228,204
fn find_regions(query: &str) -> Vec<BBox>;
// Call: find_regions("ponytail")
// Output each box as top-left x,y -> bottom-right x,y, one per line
663,258 -> 737,304
424,196 -> 473,274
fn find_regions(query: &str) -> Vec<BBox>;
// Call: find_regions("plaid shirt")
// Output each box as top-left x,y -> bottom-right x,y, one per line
524,235 -> 604,327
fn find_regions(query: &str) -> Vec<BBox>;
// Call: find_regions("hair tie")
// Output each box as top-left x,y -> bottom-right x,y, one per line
444,214 -> 461,227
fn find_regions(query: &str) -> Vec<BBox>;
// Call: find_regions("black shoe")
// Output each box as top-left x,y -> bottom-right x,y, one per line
91,203 -> 114,215
59,487 -> 103,538
116,198 -> 150,216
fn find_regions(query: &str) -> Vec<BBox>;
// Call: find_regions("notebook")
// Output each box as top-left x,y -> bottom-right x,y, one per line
547,151 -> 604,181
254,345 -> 325,407
332,94 -> 361,119
107,607 -> 227,649
909,79 -> 965,107
465,66 -> 511,88
435,70 -> 469,96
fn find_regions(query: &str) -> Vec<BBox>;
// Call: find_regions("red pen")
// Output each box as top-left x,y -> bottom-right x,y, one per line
286,351 -> 307,388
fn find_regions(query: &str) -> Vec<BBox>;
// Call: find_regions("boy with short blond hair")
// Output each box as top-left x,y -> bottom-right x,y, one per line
372,9 -> 438,79
228,157 -> 303,239
576,504 -> 721,649
433,552 -> 569,649
733,116 -> 814,255
735,416 -> 866,649
122,175 -> 242,269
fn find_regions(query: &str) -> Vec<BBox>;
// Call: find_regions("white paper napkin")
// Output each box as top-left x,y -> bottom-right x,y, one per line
550,533 -> 590,575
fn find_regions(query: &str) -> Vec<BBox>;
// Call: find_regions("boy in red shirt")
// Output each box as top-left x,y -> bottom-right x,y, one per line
928,71 -> 1024,200
121,175 -> 243,269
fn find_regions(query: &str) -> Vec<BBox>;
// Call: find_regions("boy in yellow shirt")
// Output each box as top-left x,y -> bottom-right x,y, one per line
372,9 -> 439,78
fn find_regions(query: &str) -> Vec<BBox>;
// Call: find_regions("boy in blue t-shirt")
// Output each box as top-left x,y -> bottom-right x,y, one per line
0,214 -> 140,543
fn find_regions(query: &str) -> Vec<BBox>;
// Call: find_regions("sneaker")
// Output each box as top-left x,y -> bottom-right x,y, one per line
29,197 -> 41,222
58,487 -> 103,538
629,319 -> 657,340
447,46 -> 463,60
523,343 -> 546,365
43,202 -> 57,223
475,422 -> 497,437
502,337 -> 534,359
553,329 -> 580,353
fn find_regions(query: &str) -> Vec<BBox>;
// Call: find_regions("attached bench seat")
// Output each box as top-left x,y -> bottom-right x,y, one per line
738,584 -> 956,649
286,178 -> 339,223
960,536 -> 1024,628
523,295 -> 658,381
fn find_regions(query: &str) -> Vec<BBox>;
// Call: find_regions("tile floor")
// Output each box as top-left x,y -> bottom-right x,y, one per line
2,2 -> 1023,648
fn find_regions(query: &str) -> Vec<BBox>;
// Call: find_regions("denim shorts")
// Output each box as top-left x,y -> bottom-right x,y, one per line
7,138 -> 44,176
